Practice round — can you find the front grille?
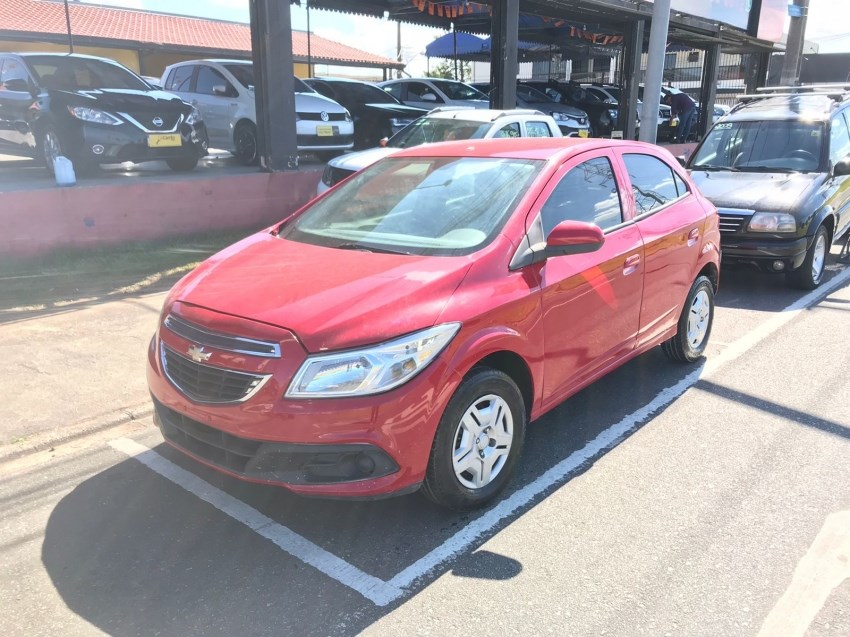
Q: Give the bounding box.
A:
[164,314,281,357]
[161,344,270,403]
[322,164,355,187]
[124,111,182,131]
[298,111,348,122]
[718,213,750,234]
[297,134,354,147]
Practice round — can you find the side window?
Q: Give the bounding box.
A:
[540,157,623,235]
[495,122,520,138]
[622,153,680,215]
[407,81,443,103]
[673,172,689,197]
[165,65,194,92]
[195,66,234,96]
[830,114,850,165]
[0,57,31,89]
[526,121,553,137]
[382,83,403,101]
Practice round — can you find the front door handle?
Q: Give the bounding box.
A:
[623,254,641,275]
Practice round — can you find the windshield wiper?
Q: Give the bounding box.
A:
[737,165,800,173]
[334,242,412,255]
[691,164,739,172]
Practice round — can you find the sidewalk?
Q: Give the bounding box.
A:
[0,291,165,455]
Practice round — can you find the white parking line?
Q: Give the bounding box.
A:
[112,266,850,606]
[108,438,403,606]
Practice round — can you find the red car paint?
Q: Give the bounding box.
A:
[147,137,720,499]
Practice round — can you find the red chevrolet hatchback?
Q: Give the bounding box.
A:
[147,138,720,510]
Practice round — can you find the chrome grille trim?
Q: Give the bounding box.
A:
[717,208,754,234]
[120,112,183,133]
[160,344,271,404]
[164,314,281,358]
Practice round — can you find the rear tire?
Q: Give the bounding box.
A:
[786,225,828,290]
[662,275,714,363]
[166,156,199,172]
[421,368,526,511]
[233,121,259,165]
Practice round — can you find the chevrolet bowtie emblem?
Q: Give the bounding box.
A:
[187,344,212,363]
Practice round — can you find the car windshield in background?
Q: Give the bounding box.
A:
[279,156,542,256]
[691,120,825,172]
[27,56,149,91]
[224,64,253,90]
[332,82,399,104]
[517,85,556,103]
[388,118,492,148]
[430,80,488,101]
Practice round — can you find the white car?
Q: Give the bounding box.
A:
[378,78,490,110]
[317,108,563,195]
[161,59,354,163]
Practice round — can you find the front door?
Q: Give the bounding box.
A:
[0,56,38,157]
[536,151,644,409]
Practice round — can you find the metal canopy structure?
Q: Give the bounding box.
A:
[251,1,782,171]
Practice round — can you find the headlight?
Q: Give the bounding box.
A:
[551,111,568,121]
[608,109,618,120]
[67,106,122,125]
[286,323,460,398]
[749,212,796,233]
[186,105,203,125]
[344,109,352,123]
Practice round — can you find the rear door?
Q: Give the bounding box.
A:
[616,151,707,347]
[828,111,850,241]
[535,150,644,409]
[191,65,239,149]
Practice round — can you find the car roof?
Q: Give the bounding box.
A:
[18,52,114,61]
[386,137,653,161]
[422,108,548,122]
[168,59,249,66]
[306,77,375,85]
[726,95,844,122]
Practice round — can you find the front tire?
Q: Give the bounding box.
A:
[233,121,259,165]
[786,225,828,290]
[662,275,715,363]
[421,368,526,510]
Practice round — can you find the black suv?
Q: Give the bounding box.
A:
[522,80,617,137]
[0,53,208,175]
[304,77,427,149]
[687,91,850,289]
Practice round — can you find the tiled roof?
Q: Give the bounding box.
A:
[0,0,403,68]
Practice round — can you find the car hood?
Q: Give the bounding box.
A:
[295,91,348,114]
[689,169,822,213]
[328,146,398,172]
[525,102,587,119]
[361,103,427,117]
[169,231,474,352]
[56,88,190,112]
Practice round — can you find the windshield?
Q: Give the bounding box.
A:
[279,156,543,256]
[27,56,149,91]
[430,80,488,101]
[224,64,254,90]
[388,118,492,148]
[329,81,399,104]
[517,85,555,103]
[691,120,825,172]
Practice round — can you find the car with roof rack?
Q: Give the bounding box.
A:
[686,84,850,289]
[317,107,563,195]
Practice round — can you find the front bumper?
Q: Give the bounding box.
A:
[558,122,591,137]
[146,314,461,498]
[720,235,810,270]
[70,119,208,164]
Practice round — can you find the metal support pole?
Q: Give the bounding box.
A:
[453,28,458,80]
[63,0,74,53]
[620,20,645,141]
[639,0,671,143]
[780,0,809,85]
[698,44,720,139]
[397,21,402,79]
[489,0,518,110]
[249,0,298,171]
[306,0,312,76]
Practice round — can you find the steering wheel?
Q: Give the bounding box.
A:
[785,149,817,162]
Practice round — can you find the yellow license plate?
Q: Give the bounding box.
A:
[316,125,334,137]
[578,129,589,138]
[147,133,182,148]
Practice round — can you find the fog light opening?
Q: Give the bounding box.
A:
[772,260,785,271]
[91,144,105,155]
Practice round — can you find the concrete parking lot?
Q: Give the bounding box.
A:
[1,251,849,636]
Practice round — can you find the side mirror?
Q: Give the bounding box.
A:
[3,78,31,93]
[212,84,229,97]
[379,137,389,147]
[834,157,850,177]
[421,93,438,102]
[545,220,605,257]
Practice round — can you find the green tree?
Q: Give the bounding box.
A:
[426,59,472,82]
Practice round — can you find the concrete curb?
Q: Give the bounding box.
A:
[0,402,153,464]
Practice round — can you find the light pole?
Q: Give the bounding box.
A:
[780,0,810,85]
[63,0,74,53]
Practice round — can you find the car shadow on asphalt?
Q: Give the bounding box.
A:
[39,348,689,636]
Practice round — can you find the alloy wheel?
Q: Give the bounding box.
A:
[687,289,711,349]
[811,232,827,283]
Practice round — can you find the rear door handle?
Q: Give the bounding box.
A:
[687,227,700,246]
[623,254,641,275]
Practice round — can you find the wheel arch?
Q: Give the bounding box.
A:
[697,261,719,292]
[468,350,534,421]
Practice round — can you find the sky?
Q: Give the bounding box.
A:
[87,0,850,68]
